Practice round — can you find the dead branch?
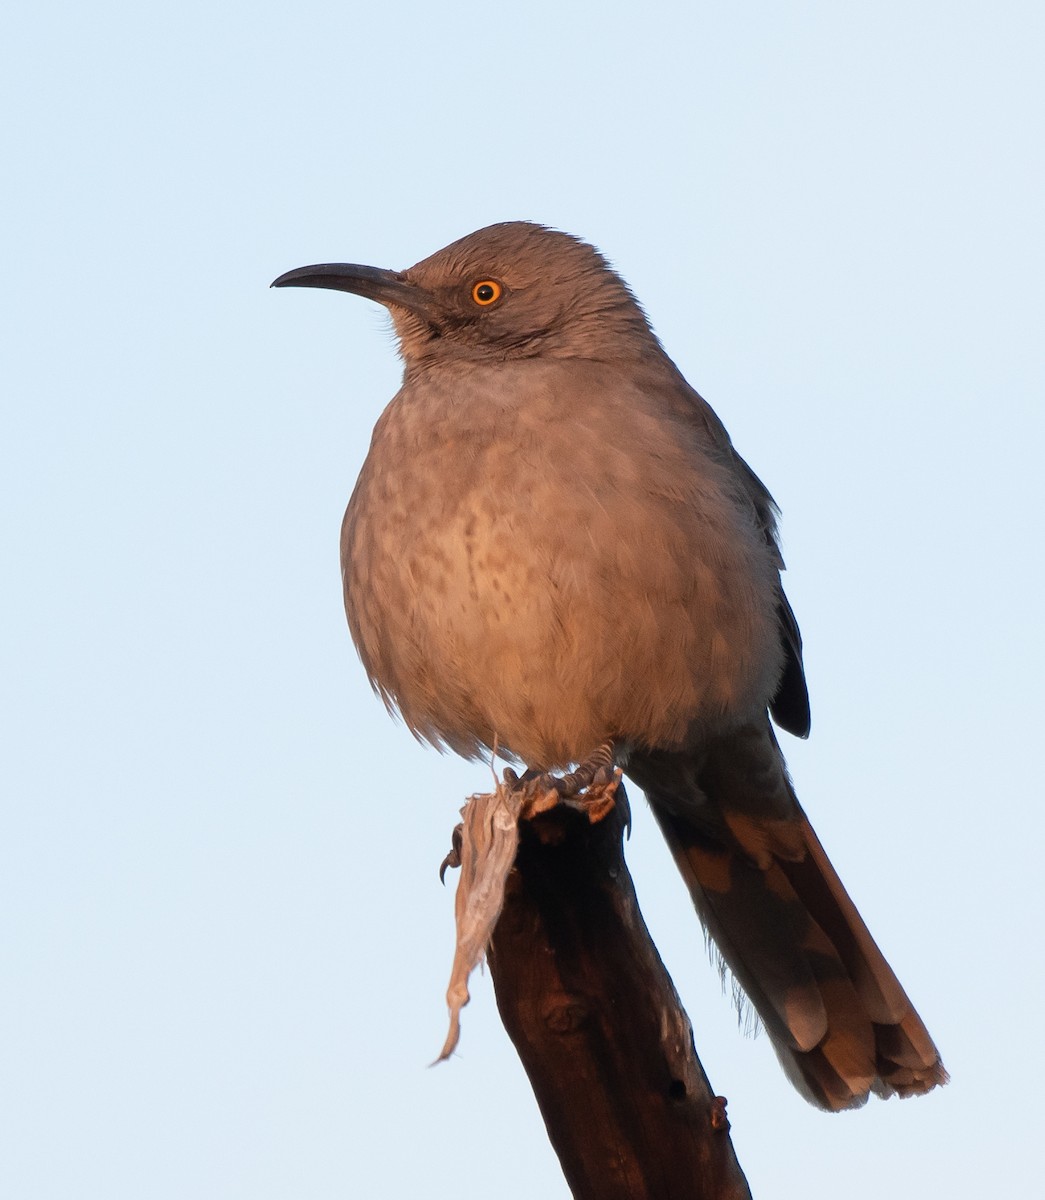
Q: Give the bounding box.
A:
[445,780,753,1199]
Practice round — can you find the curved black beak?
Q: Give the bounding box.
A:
[270,263,434,319]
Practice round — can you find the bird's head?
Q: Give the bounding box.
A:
[272,221,658,370]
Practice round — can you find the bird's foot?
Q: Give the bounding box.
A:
[440,743,621,877]
[503,742,621,824]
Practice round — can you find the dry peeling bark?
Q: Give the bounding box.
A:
[439,778,752,1200]
[437,770,620,1061]
[436,781,524,1061]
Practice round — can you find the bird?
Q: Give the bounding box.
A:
[272,221,946,1111]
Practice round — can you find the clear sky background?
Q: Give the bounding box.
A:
[3,2,1043,1197]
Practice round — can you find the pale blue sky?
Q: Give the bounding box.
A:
[3,2,1043,1196]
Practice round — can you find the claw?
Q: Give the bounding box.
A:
[439,823,464,882]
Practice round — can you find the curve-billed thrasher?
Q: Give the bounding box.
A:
[273,222,946,1110]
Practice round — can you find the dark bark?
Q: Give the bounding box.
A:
[487,784,753,1200]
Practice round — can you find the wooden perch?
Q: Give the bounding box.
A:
[444,779,753,1200]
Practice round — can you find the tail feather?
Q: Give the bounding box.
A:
[679,836,829,1052]
[784,820,909,1024]
[630,731,947,1111]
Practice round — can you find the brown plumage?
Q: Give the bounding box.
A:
[273,222,946,1109]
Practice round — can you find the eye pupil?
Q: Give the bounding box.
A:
[472,280,502,306]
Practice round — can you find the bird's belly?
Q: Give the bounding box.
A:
[342,429,782,767]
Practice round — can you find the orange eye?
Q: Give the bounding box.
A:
[471,279,503,306]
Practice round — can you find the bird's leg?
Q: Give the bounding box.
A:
[506,741,621,823]
[552,741,617,795]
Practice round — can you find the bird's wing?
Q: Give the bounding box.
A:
[678,385,811,737]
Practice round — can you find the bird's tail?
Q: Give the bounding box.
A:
[629,731,947,1111]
